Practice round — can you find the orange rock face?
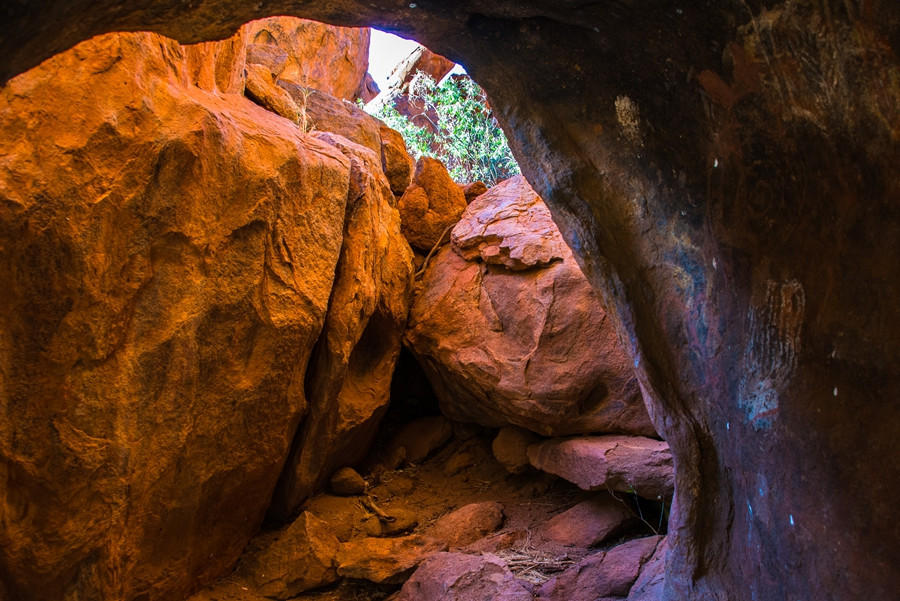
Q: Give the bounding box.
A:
[269,132,414,520]
[0,30,410,601]
[405,176,656,437]
[244,17,370,101]
[398,157,468,251]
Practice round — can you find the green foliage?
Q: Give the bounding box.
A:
[369,72,520,186]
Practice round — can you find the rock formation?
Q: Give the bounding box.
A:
[244,17,370,101]
[0,27,412,601]
[367,44,456,131]
[406,176,655,437]
[397,156,469,252]
[1,2,899,601]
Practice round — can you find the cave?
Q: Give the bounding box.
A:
[1,2,899,601]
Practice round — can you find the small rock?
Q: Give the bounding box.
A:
[492,426,538,475]
[442,442,486,476]
[384,475,415,495]
[239,512,340,599]
[396,552,532,601]
[528,435,674,498]
[330,467,367,496]
[303,495,372,542]
[461,181,489,203]
[336,535,447,584]
[388,415,453,464]
[537,536,662,601]
[538,494,635,548]
[361,515,384,537]
[426,502,505,549]
[381,508,419,536]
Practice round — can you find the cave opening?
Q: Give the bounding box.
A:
[6,2,897,600]
[0,13,673,601]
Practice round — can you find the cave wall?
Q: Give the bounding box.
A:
[2,1,899,600]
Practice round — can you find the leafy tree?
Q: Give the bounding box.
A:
[369,72,520,186]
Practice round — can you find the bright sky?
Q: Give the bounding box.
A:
[368,28,465,91]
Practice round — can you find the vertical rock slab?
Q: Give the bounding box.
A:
[0,32,350,601]
[405,176,655,436]
[244,17,370,101]
[269,132,414,520]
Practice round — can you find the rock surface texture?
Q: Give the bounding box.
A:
[238,512,340,599]
[406,176,655,437]
[0,26,411,601]
[244,17,370,101]
[2,2,899,601]
[268,130,414,520]
[537,536,662,601]
[528,436,675,498]
[398,156,469,252]
[396,552,533,601]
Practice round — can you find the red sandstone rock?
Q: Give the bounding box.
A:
[627,536,668,601]
[244,17,369,101]
[387,415,454,464]
[527,436,674,498]
[462,180,489,203]
[398,157,468,251]
[330,467,368,496]
[379,123,416,195]
[536,536,662,600]
[492,426,538,474]
[371,45,456,130]
[425,502,505,548]
[405,177,655,437]
[357,72,381,104]
[269,132,414,519]
[2,4,898,601]
[396,552,533,601]
[182,30,249,95]
[336,535,447,584]
[239,512,340,599]
[245,62,301,122]
[452,176,567,269]
[0,32,351,601]
[538,494,635,548]
[303,495,379,542]
[277,83,383,153]
[245,42,288,78]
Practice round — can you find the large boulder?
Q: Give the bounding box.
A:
[405,176,655,437]
[243,17,370,101]
[528,436,675,498]
[0,32,352,601]
[268,131,414,519]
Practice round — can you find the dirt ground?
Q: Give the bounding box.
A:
[188,413,660,601]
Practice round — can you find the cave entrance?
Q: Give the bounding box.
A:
[233,20,672,601]
[0,14,670,601]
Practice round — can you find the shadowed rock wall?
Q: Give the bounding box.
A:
[2,2,899,600]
